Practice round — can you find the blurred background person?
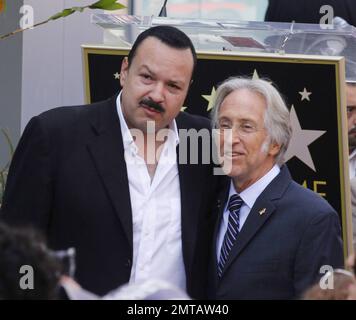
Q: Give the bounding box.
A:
[347,83,356,179]
[0,222,61,300]
[60,277,191,300]
[302,269,356,300]
[0,221,189,300]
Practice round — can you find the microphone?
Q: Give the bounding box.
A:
[158,0,168,17]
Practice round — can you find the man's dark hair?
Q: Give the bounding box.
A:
[127,25,197,78]
[0,222,61,300]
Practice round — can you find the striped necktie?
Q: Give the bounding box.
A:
[218,194,243,278]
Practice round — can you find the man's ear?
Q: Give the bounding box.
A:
[269,142,281,157]
[120,57,129,87]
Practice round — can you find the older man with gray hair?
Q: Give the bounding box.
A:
[208,77,344,300]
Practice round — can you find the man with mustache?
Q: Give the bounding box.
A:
[208,77,343,299]
[1,26,220,298]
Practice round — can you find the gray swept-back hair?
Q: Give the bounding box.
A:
[211,77,292,165]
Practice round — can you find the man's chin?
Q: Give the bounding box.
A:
[220,163,243,177]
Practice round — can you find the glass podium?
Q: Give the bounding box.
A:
[91,14,356,82]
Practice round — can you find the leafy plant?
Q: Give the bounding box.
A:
[0,0,126,40]
[0,129,14,207]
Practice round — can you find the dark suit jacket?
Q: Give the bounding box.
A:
[208,165,344,300]
[0,94,220,298]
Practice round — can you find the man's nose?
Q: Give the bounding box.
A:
[223,128,242,146]
[231,125,245,143]
[149,82,165,102]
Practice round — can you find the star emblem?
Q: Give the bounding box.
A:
[299,88,312,101]
[181,106,187,112]
[251,69,272,84]
[113,72,120,80]
[202,87,216,112]
[252,69,260,80]
[284,105,326,171]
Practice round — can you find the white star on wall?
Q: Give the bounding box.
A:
[284,105,326,171]
[252,69,260,80]
[252,69,272,83]
[299,88,312,101]
[202,87,216,112]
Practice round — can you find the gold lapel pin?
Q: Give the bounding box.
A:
[259,208,266,215]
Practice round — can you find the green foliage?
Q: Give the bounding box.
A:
[90,0,126,10]
[49,8,77,21]
[0,0,126,40]
[0,129,13,207]
[48,0,125,21]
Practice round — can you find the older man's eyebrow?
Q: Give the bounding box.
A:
[218,116,231,122]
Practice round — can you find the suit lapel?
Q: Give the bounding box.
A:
[86,95,133,248]
[211,182,230,286]
[177,155,201,271]
[176,114,208,273]
[221,199,276,274]
[220,165,292,277]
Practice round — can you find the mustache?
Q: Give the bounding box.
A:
[139,98,165,113]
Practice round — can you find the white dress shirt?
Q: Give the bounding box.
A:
[116,94,186,291]
[216,164,280,261]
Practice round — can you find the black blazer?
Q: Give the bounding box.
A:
[1,94,220,298]
[208,165,344,300]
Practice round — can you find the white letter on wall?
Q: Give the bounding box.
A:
[19,5,34,29]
